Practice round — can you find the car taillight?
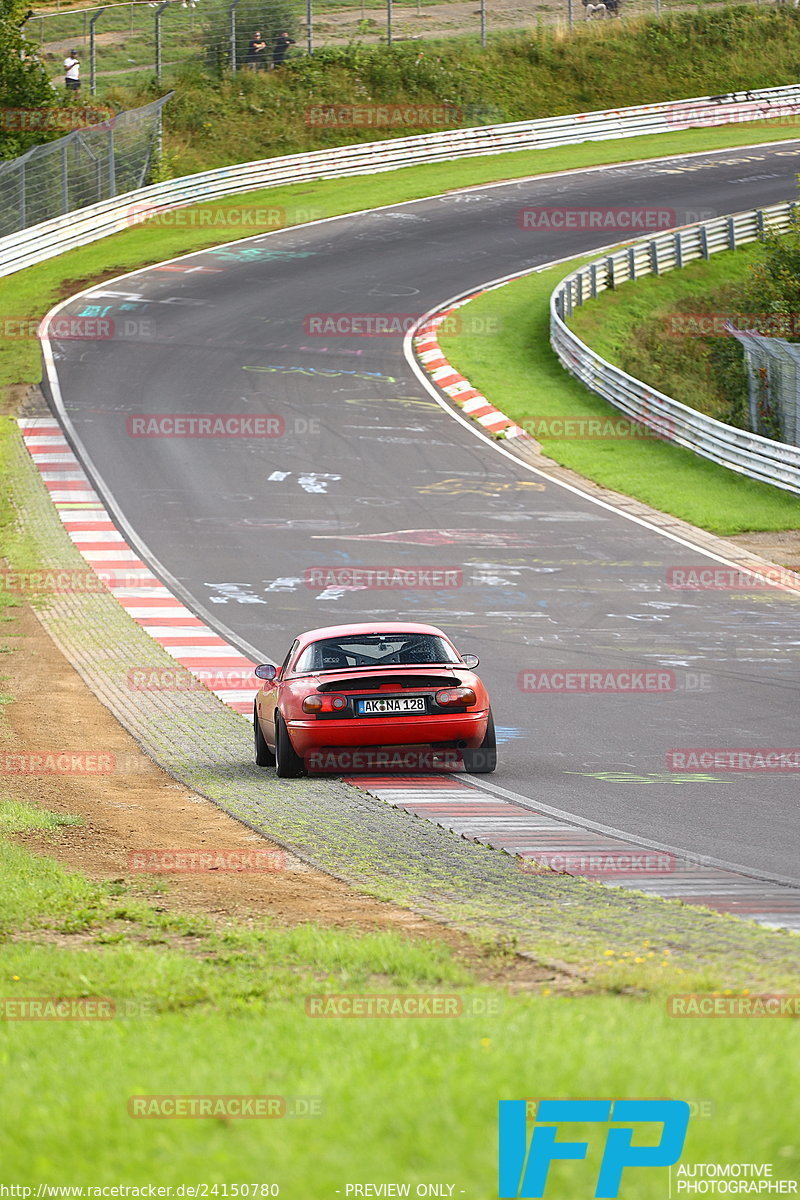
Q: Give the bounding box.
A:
[435,687,476,707]
[302,693,348,715]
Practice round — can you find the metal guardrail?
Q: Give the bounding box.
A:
[550,202,800,495]
[3,83,800,280]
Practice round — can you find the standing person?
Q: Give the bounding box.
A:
[272,31,295,67]
[64,50,80,91]
[247,30,267,69]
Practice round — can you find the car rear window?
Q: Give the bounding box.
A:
[293,633,460,673]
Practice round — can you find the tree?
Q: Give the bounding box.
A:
[0,0,58,158]
[742,213,800,343]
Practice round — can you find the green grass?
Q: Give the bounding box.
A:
[40,7,800,171]
[569,242,762,426]
[438,262,800,534]
[0,799,82,833]
[0,805,798,1190]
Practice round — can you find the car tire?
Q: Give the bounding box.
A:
[254,704,275,767]
[462,708,497,774]
[274,711,304,778]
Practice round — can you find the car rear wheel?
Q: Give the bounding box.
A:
[462,708,497,774]
[254,705,275,767]
[275,711,304,778]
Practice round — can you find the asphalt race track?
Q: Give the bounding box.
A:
[44,141,800,884]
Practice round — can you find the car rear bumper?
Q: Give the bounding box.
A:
[286,711,488,755]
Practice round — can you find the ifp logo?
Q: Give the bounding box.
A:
[498,1099,690,1197]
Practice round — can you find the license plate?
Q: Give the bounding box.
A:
[357,696,426,716]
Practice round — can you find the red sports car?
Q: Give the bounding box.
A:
[253,622,496,777]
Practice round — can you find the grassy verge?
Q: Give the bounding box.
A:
[568,243,762,425]
[75,8,800,172]
[1,799,799,1188]
[438,260,800,534]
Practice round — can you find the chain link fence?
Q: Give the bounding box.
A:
[22,0,789,96]
[0,94,170,238]
[23,0,304,94]
[729,328,800,448]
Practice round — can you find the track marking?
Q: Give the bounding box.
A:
[344,773,800,932]
[18,418,259,716]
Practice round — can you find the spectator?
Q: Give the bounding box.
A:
[64,50,80,91]
[247,30,267,70]
[272,31,295,67]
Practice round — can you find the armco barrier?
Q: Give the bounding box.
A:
[550,202,800,496]
[3,84,800,279]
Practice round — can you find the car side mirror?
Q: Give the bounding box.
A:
[254,663,277,681]
[461,653,480,669]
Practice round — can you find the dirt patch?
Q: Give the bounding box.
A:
[1,598,557,989]
[727,529,800,572]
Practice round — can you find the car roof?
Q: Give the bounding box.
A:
[295,622,450,648]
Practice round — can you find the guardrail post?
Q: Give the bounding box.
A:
[155,0,170,86]
[674,230,682,269]
[628,246,636,281]
[387,0,392,44]
[650,241,659,275]
[567,0,574,29]
[727,215,736,250]
[700,226,709,259]
[590,263,597,298]
[756,210,765,238]
[607,255,615,289]
[89,7,107,97]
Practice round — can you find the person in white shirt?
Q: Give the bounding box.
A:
[64,51,80,90]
